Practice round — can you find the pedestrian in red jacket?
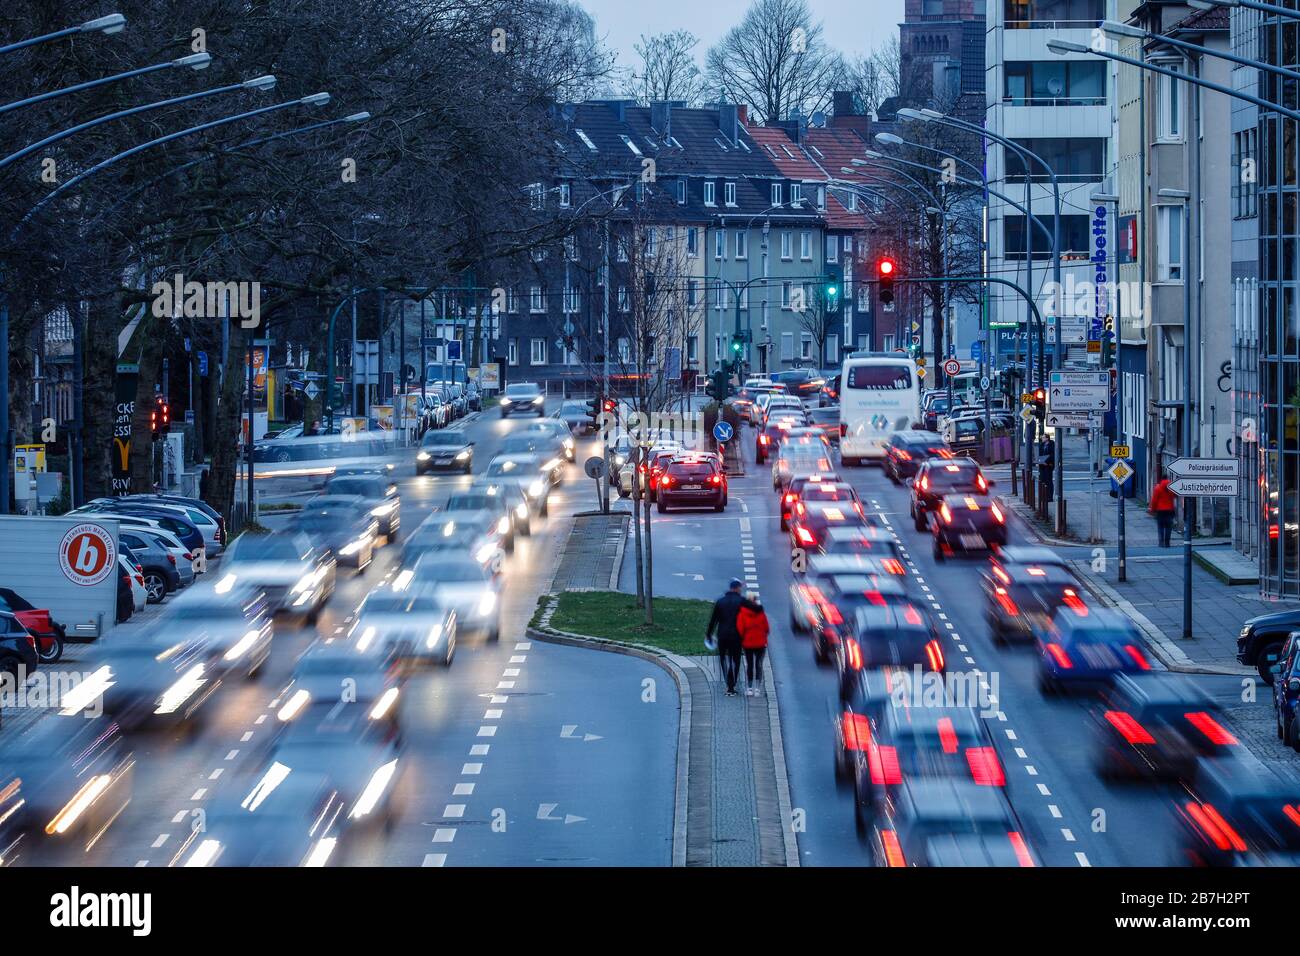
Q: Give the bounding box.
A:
[737,595,770,697]
[1149,469,1177,548]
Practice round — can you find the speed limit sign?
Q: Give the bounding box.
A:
[943,358,961,377]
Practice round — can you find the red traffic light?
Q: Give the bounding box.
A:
[877,258,895,277]
[603,399,616,413]
[1033,388,1046,403]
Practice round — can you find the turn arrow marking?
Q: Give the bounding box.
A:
[560,724,603,741]
[537,803,587,823]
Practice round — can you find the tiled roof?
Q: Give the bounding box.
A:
[802,126,877,230]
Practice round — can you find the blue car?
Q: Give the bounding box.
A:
[1036,603,1154,695]
[1271,632,1300,748]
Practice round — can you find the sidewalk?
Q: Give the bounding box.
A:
[531,511,797,866]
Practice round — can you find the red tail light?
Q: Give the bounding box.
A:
[1062,589,1088,615]
[919,475,928,491]
[1105,710,1155,745]
[660,475,673,487]
[166,554,177,565]
[967,748,1006,786]
[939,503,953,524]
[759,434,770,445]
[924,640,945,671]
[991,503,1005,524]
[710,475,723,485]
[796,527,815,545]
[896,449,912,461]
[843,712,872,751]
[880,829,906,867]
[783,493,796,506]
[976,474,988,492]
[1044,643,1072,669]
[1185,802,1247,853]
[845,638,863,671]
[868,744,903,785]
[1185,712,1238,746]
[134,574,144,586]
[134,563,143,573]
[882,558,905,575]
[1285,804,1300,828]
[937,717,958,753]
[1007,831,1035,867]
[1122,644,1151,671]
[903,605,923,626]
[183,553,193,560]
[993,586,1019,616]
[840,423,847,437]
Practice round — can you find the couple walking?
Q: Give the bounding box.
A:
[705,579,770,697]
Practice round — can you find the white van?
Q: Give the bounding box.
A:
[839,354,921,465]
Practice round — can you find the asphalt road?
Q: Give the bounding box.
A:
[19,405,677,868]
[642,420,1253,867]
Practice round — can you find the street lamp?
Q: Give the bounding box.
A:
[0,13,125,56]
[0,51,212,117]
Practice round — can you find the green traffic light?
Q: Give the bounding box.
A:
[827,285,838,296]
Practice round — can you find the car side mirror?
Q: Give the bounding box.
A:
[1289,677,1300,695]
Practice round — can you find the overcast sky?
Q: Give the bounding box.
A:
[575,0,905,77]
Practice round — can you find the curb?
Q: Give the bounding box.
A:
[1066,559,1254,678]
[527,597,690,868]
[762,664,800,867]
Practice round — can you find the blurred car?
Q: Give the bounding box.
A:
[277,640,402,740]
[769,367,826,400]
[400,512,504,575]
[812,526,902,564]
[217,531,336,622]
[869,778,1038,867]
[292,496,380,571]
[746,387,784,425]
[498,432,567,480]
[1272,633,1300,747]
[415,429,474,475]
[755,415,813,464]
[324,473,401,539]
[853,705,1006,829]
[808,405,840,444]
[484,454,552,521]
[118,553,147,612]
[930,494,1007,560]
[0,610,39,679]
[475,474,534,537]
[982,561,1081,644]
[989,545,1072,577]
[1238,607,1300,684]
[500,381,545,417]
[0,715,133,863]
[1092,674,1243,782]
[163,584,274,681]
[883,431,952,484]
[657,455,727,513]
[0,587,65,664]
[818,576,921,680]
[830,599,946,681]
[523,417,578,463]
[834,666,903,785]
[179,771,348,867]
[619,441,682,498]
[1037,604,1153,695]
[443,490,516,553]
[789,498,869,552]
[118,530,182,603]
[465,382,482,411]
[780,473,851,531]
[410,553,502,642]
[353,584,457,668]
[82,632,220,732]
[1175,761,1300,866]
[761,396,808,429]
[556,399,593,436]
[908,457,989,531]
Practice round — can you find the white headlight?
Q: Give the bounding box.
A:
[350,759,399,820]
[224,629,262,662]
[426,624,443,648]
[339,541,363,556]
[474,543,495,564]
[516,503,528,519]
[369,687,400,721]
[477,591,497,617]
[371,503,394,517]
[501,398,513,405]
[528,479,544,498]
[455,450,470,460]
[564,438,574,449]
[497,517,509,534]
[185,839,223,867]
[417,451,431,461]
[155,664,207,715]
[532,396,545,404]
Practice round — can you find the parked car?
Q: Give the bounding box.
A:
[117,531,183,603]
[118,552,147,612]
[1238,607,1300,683]
[0,587,65,664]
[0,610,39,679]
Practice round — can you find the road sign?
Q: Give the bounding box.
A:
[420,337,443,349]
[304,382,321,400]
[917,366,927,380]
[1169,477,1240,498]
[1110,444,1131,459]
[1046,411,1093,429]
[1049,371,1109,387]
[979,375,990,391]
[713,421,734,443]
[910,321,920,333]
[1168,457,1240,479]
[59,523,117,587]
[943,358,961,376]
[1020,406,1035,424]
[583,456,606,480]
[972,342,983,364]
[916,357,926,367]
[197,351,208,377]
[447,340,463,362]
[1106,459,1135,486]
[1048,385,1110,412]
[1086,340,1101,353]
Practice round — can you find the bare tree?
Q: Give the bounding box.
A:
[703,0,846,123]
[626,30,707,106]
[843,36,903,116]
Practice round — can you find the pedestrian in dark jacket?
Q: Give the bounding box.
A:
[1038,436,1055,504]
[737,594,770,697]
[707,578,762,696]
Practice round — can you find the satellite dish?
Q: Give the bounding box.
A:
[1047,77,1064,96]
[810,111,827,128]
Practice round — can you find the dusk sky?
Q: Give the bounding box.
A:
[574,0,906,78]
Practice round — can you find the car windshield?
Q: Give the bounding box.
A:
[499,438,544,455]
[929,465,981,488]
[506,384,539,397]
[422,432,466,446]
[229,536,305,562]
[669,461,717,477]
[362,592,442,614]
[415,561,486,582]
[326,478,384,498]
[560,402,586,414]
[847,365,913,390]
[446,494,498,511]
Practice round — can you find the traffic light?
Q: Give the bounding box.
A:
[730,334,745,358]
[824,264,843,313]
[586,394,602,431]
[877,257,897,305]
[1101,314,1116,367]
[1031,387,1046,420]
[707,368,731,403]
[151,395,169,440]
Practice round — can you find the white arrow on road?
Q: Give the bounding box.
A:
[672,572,705,581]
[560,724,603,742]
[673,545,703,552]
[537,803,586,824]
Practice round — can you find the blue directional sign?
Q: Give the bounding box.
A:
[971,341,983,364]
[713,421,734,443]
[197,351,208,376]
[447,339,463,362]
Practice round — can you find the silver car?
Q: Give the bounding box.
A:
[410,553,501,642]
[217,532,336,622]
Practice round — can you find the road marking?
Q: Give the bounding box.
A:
[1025,766,1038,776]
[470,744,490,756]
[1075,852,1091,867]
[240,731,254,742]
[453,783,474,796]
[254,714,267,725]
[191,789,207,801]
[462,763,483,775]
[443,805,466,818]
[208,769,223,780]
[503,668,520,677]
[477,725,497,737]
[432,829,457,843]
[1061,828,1076,842]
[422,853,447,867]
[515,641,532,650]
[1037,784,1051,796]
[1006,729,1018,741]
[1014,748,1027,759]
[152,834,169,848]
[484,709,503,719]
[497,681,516,689]
[225,750,239,761]
[509,655,527,663]
[135,860,149,867]
[491,695,509,704]
[1048,805,1062,818]
[172,811,187,824]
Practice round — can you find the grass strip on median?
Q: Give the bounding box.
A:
[537,591,714,656]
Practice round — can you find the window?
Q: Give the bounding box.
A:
[563,286,580,313]
[843,236,853,252]
[826,237,838,263]
[858,285,871,312]
[781,332,794,360]
[528,184,544,209]
[1004,0,1104,26]
[816,186,826,210]
[781,231,793,260]
[800,231,812,260]
[714,334,723,361]
[618,337,630,363]
[530,339,547,365]
[508,339,519,365]
[1003,214,1091,259]
[724,181,737,206]
[564,235,577,261]
[530,286,545,313]
[781,281,793,308]
[800,333,813,359]
[687,336,698,362]
[618,286,630,312]
[646,227,657,257]
[826,333,839,360]
[687,279,699,307]
[1003,61,1105,106]
[677,179,687,204]
[1157,63,1182,140]
[772,182,783,206]
[1157,204,1184,281]
[881,334,894,352]
[506,288,519,314]
[704,181,716,206]
[558,183,571,207]
[1233,128,1259,219]
[791,184,803,207]
[735,230,748,259]
[716,283,730,311]
[715,229,726,260]
[739,286,749,309]
[1006,138,1105,183]
[687,227,699,257]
